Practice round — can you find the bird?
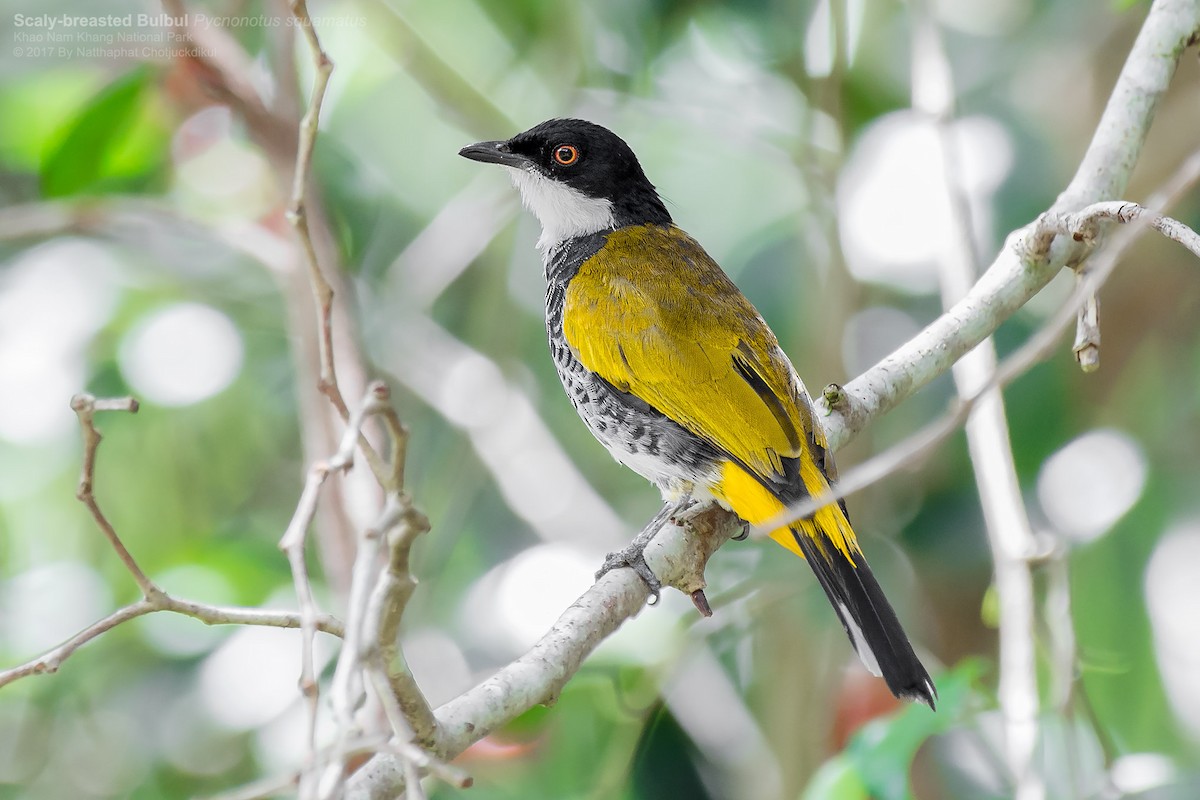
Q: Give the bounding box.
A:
[459,118,936,708]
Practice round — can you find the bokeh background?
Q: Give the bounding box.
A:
[2,0,1200,798]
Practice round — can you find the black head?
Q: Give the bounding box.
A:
[459,119,672,239]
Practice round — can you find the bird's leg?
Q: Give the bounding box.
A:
[596,495,695,603]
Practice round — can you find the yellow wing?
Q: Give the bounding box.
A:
[562,224,859,559]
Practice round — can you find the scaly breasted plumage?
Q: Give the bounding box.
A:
[460,119,936,707]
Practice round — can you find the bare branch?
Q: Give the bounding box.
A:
[160,0,382,591]
[284,1,347,414]
[364,503,435,744]
[364,666,471,796]
[1053,0,1200,371]
[819,0,1199,450]
[753,196,1200,538]
[1062,201,1200,258]
[0,591,344,692]
[279,462,330,795]
[1077,145,1200,371]
[320,380,442,795]
[1073,288,1102,372]
[278,381,405,796]
[160,598,344,637]
[268,5,403,786]
[323,495,401,796]
[69,393,159,599]
[277,0,390,492]
[0,602,154,687]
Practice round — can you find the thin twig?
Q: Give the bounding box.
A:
[377,403,410,492]
[279,462,331,797]
[364,506,435,743]
[161,597,343,636]
[70,394,160,599]
[164,0,387,597]
[284,1,341,411]
[320,496,399,799]
[1063,201,1200,257]
[0,601,154,687]
[278,0,389,490]
[0,394,343,694]
[1055,0,1200,372]
[1073,287,1101,372]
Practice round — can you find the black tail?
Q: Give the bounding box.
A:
[792,529,937,709]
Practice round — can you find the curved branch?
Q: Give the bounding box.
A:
[347,2,1199,795]
[0,597,344,690]
[821,0,1197,449]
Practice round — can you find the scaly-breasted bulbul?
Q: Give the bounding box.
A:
[460,118,936,707]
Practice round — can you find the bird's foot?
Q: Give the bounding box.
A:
[666,497,698,525]
[731,522,750,541]
[595,495,695,604]
[596,544,662,603]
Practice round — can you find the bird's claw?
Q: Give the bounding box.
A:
[596,545,663,603]
[731,523,750,541]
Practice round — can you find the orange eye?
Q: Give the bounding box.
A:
[553,144,579,166]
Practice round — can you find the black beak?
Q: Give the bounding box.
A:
[458,140,531,169]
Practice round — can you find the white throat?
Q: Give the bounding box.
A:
[505,166,616,252]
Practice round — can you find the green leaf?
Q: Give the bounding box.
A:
[0,68,100,171]
[40,65,168,198]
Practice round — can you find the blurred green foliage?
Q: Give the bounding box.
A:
[40,65,170,197]
[2,0,1200,799]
